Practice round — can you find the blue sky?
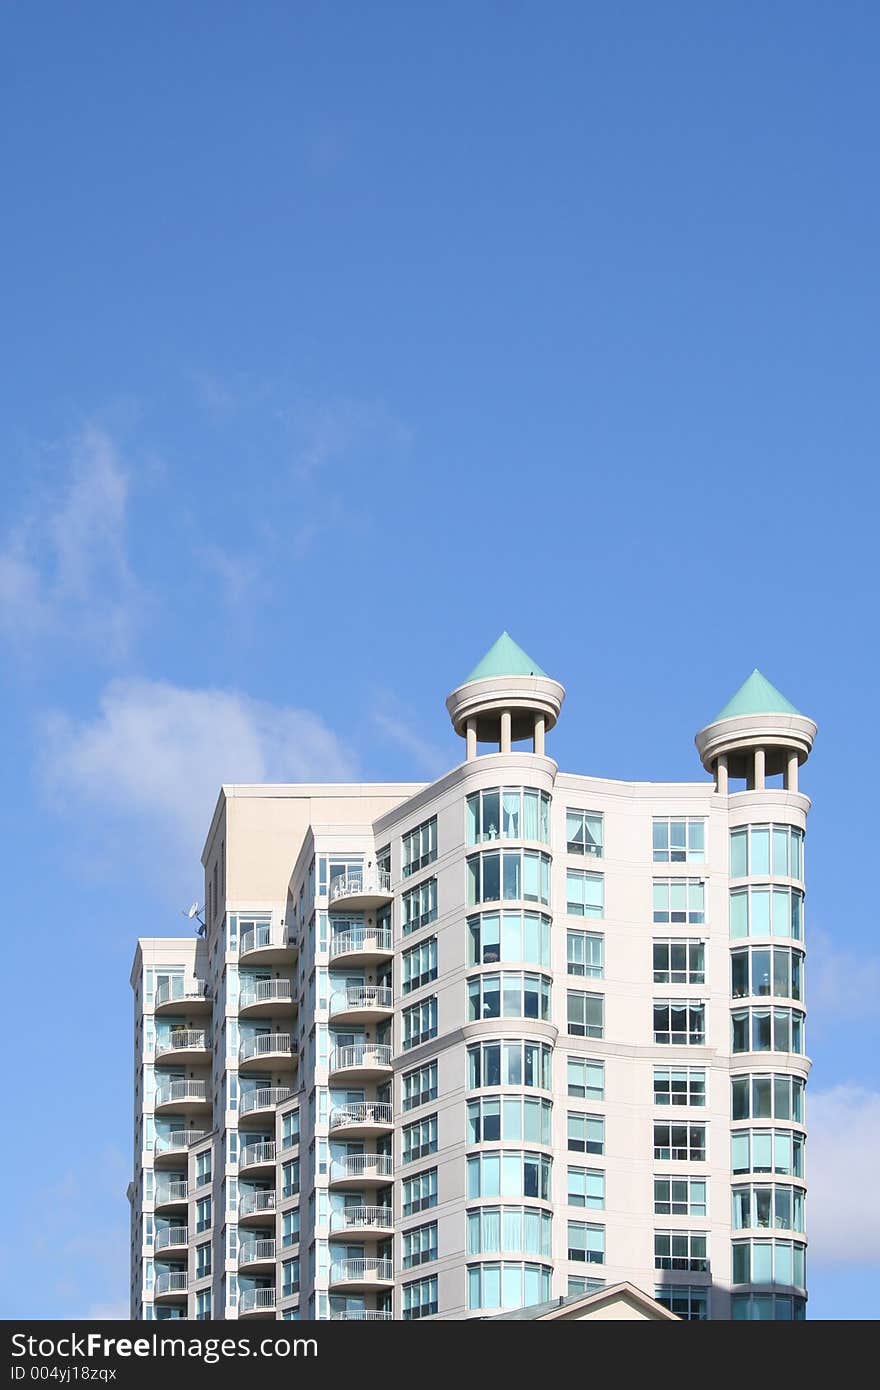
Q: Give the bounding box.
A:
[1,1,877,1319]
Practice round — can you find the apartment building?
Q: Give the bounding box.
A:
[128,633,815,1321]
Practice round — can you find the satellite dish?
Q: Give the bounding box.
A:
[187,902,201,919]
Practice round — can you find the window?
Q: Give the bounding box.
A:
[468,910,551,967]
[729,886,804,940]
[653,1068,705,1107]
[731,947,803,1001]
[653,818,705,863]
[567,931,603,978]
[195,1289,212,1320]
[731,1007,804,1055]
[653,1001,705,1045]
[402,817,438,878]
[467,1207,552,1257]
[402,1221,437,1269]
[731,1130,805,1177]
[403,1114,438,1164]
[467,851,551,906]
[565,869,603,918]
[468,1039,553,1091]
[196,1151,212,1187]
[567,1113,604,1155]
[730,824,804,880]
[653,1123,706,1162]
[652,879,705,924]
[653,940,705,985]
[732,1240,806,1288]
[466,1151,552,1200]
[402,1060,438,1111]
[654,1178,707,1217]
[195,1241,211,1278]
[282,1109,300,1149]
[731,1293,806,1320]
[402,879,438,936]
[402,996,438,1050]
[567,1058,604,1101]
[282,1209,301,1246]
[468,1096,552,1145]
[567,990,604,1038]
[402,936,438,994]
[282,1257,300,1297]
[468,972,551,1022]
[568,1168,605,1209]
[195,1197,211,1234]
[566,809,603,858]
[568,1222,605,1264]
[282,1158,300,1198]
[402,1168,438,1217]
[569,1276,605,1297]
[732,1184,805,1232]
[403,1274,438,1320]
[731,1075,805,1123]
[467,1262,551,1311]
[467,788,551,845]
[655,1286,708,1320]
[654,1231,708,1272]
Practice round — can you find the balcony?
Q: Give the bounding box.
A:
[328,1043,393,1083]
[329,1257,394,1291]
[154,1179,189,1213]
[239,1034,297,1074]
[239,1190,276,1226]
[329,1205,394,1239]
[239,1140,277,1178]
[329,1101,393,1139]
[328,1153,393,1190]
[155,1029,211,1066]
[330,870,393,913]
[329,985,393,1026]
[155,1225,188,1255]
[238,1237,276,1273]
[238,1287,277,1318]
[154,979,211,1016]
[238,979,295,1018]
[154,1079,211,1117]
[154,1271,188,1302]
[239,923,297,966]
[329,927,394,969]
[331,1310,393,1321]
[239,1086,295,1124]
[154,1130,210,1168]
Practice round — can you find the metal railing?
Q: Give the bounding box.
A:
[329,1101,393,1130]
[155,1080,209,1107]
[330,1257,393,1284]
[154,1271,188,1296]
[155,1130,209,1154]
[330,928,393,960]
[155,979,210,1008]
[239,979,293,1008]
[155,1226,188,1251]
[239,1140,277,1169]
[239,1086,294,1116]
[239,1287,277,1313]
[330,985,393,1014]
[330,1153,393,1182]
[331,1310,393,1321]
[329,1044,393,1072]
[239,1190,276,1218]
[155,1180,189,1205]
[239,924,292,957]
[239,1033,295,1063]
[330,1205,393,1233]
[155,1029,209,1057]
[330,870,392,903]
[239,1238,276,1265]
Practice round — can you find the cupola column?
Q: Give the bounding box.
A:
[534,714,546,757]
[500,710,512,754]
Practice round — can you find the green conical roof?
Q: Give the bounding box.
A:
[464,632,548,684]
[713,669,801,722]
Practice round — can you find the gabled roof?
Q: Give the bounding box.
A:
[483,1280,679,1321]
[464,631,548,684]
[713,668,801,722]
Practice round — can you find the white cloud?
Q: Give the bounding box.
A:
[0,424,137,655]
[806,928,880,1022]
[280,395,412,481]
[808,1085,880,1264]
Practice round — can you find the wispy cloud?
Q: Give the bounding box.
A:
[280,394,412,482]
[808,1085,880,1265]
[807,927,880,1022]
[370,689,452,778]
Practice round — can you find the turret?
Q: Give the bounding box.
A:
[695,669,817,793]
[446,631,565,760]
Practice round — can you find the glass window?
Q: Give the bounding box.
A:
[731,1129,804,1177]
[402,996,438,1050]
[402,1221,438,1269]
[567,1058,604,1100]
[402,936,438,993]
[653,1068,706,1107]
[466,1152,552,1201]
[566,990,604,1037]
[402,817,438,878]
[653,818,705,863]
[466,1262,551,1311]
[467,1206,552,1256]
[654,1231,708,1272]
[731,1007,805,1055]
[653,879,705,924]
[468,1040,553,1092]
[402,1274,438,1320]
[653,940,705,984]
[566,809,604,858]
[568,1222,605,1264]
[653,1001,705,1045]
[566,869,604,918]
[731,1240,806,1288]
[469,972,551,1022]
[730,886,804,940]
[402,879,438,936]
[467,788,551,846]
[729,825,804,881]
[567,1113,604,1155]
[468,851,551,906]
[653,1124,706,1162]
[469,911,551,967]
[567,1167,605,1209]
[402,1168,438,1217]
[468,1095,551,1145]
[402,1060,438,1111]
[731,1075,804,1123]
[654,1286,708,1320]
[402,1114,437,1164]
[654,1178,707,1217]
[567,931,603,978]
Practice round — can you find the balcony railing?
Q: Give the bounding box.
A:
[330,1044,393,1072]
[330,985,393,1014]
[240,1086,294,1117]
[330,928,393,960]
[155,1080,209,1107]
[330,1153,393,1182]
[155,1226,188,1251]
[239,1287,277,1314]
[330,870,392,904]
[239,980,293,1008]
[239,924,291,957]
[329,1101,393,1131]
[239,1034,295,1063]
[330,1257,393,1284]
[331,1310,393,1321]
[154,1271,188,1296]
[155,1130,209,1154]
[239,1140,277,1169]
[155,1180,189,1205]
[155,1029,210,1058]
[239,1190,276,1218]
[155,979,210,1008]
[239,1238,276,1266]
[330,1205,393,1233]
